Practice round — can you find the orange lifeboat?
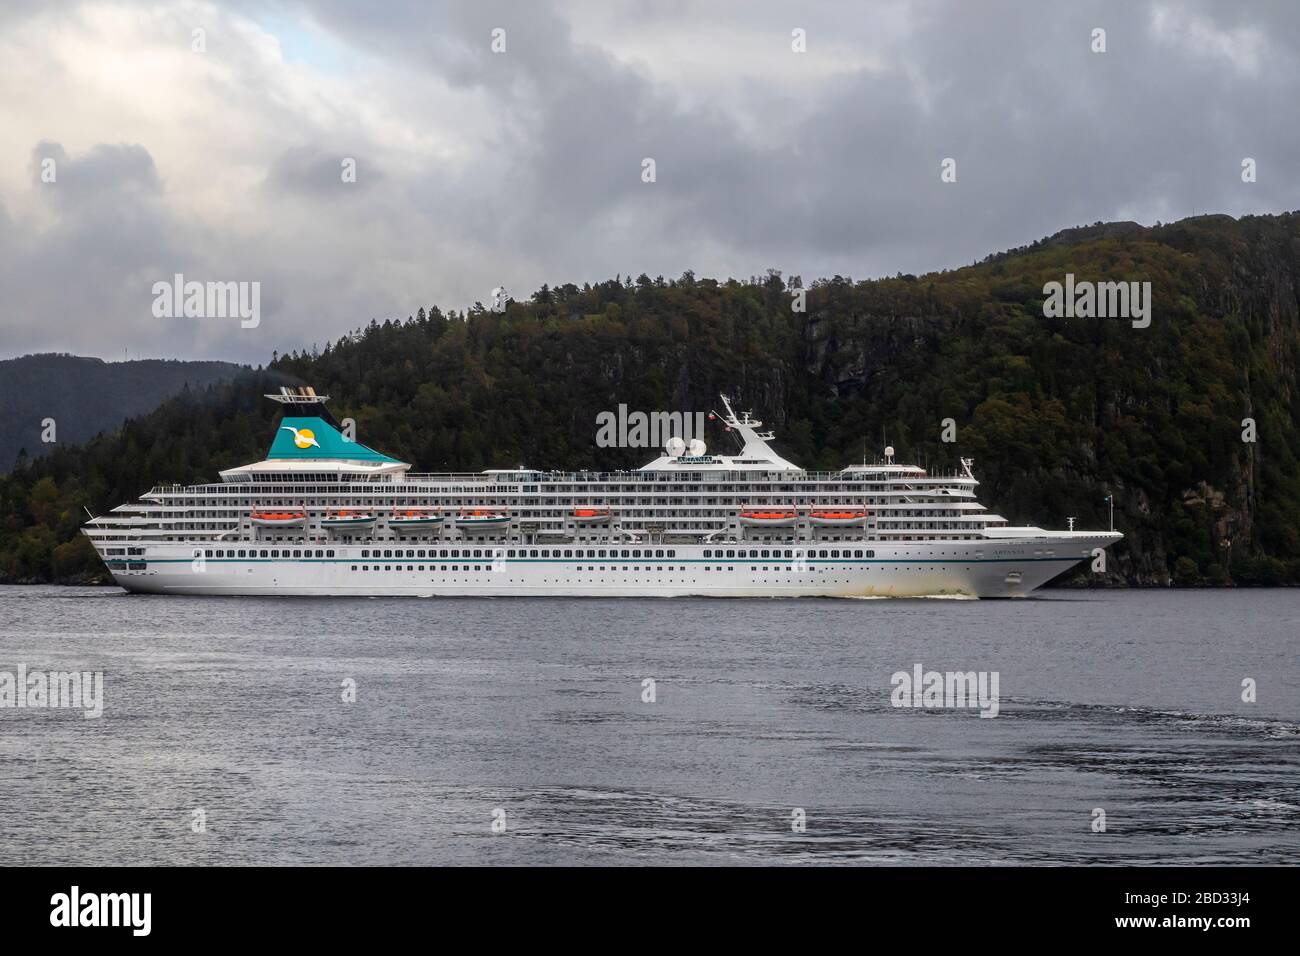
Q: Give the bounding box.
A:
[321,510,376,529]
[251,510,307,528]
[573,508,611,524]
[739,509,798,528]
[390,509,444,532]
[455,509,510,528]
[808,509,868,526]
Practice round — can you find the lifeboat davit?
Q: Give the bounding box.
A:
[739,509,798,528]
[390,509,445,532]
[572,508,611,524]
[808,509,868,526]
[455,509,510,528]
[320,510,376,530]
[251,510,307,528]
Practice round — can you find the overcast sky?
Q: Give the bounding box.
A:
[1,0,1296,364]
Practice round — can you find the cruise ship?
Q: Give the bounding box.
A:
[83,388,1120,597]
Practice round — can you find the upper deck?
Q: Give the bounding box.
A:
[84,389,1009,546]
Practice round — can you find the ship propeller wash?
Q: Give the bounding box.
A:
[83,388,1120,597]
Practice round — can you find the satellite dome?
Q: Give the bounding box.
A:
[665,436,687,457]
[687,438,707,457]
[884,445,895,459]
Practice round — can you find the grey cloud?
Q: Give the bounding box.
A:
[29,141,162,205]
[1,141,200,358]
[264,144,384,195]
[1,0,1298,363]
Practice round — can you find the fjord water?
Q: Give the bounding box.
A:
[1,586,1296,866]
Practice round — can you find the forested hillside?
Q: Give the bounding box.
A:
[3,212,1298,586]
[0,354,242,470]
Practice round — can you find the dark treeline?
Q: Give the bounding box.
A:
[3,212,1298,586]
[0,354,243,470]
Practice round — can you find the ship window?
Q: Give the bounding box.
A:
[327,550,335,558]
[507,550,516,558]
[726,550,735,558]
[474,549,483,558]
[653,549,663,558]
[818,550,828,558]
[384,550,393,558]
[866,550,875,558]
[362,550,370,557]
[598,550,607,558]
[783,550,793,558]
[854,550,863,558]
[352,565,357,571]
[831,550,840,558]
[204,549,213,558]
[564,550,573,558]
[528,550,538,557]
[316,550,324,558]
[761,550,770,558]
[668,550,676,557]
[621,550,630,558]
[237,550,246,558]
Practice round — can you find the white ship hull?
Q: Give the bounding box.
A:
[104,534,1118,599]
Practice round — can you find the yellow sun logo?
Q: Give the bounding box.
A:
[281,425,320,449]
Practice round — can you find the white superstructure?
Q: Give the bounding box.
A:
[83,388,1120,597]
